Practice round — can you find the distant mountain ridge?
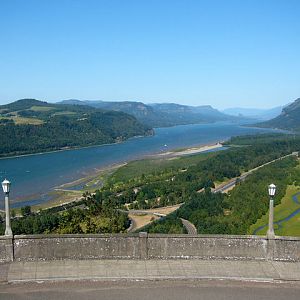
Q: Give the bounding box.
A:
[223,106,283,120]
[256,98,300,131]
[59,99,246,127]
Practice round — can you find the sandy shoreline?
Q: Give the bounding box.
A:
[154,142,224,158]
[56,163,127,189]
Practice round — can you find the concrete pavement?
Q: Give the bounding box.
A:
[0,263,9,283]
[1,280,300,300]
[2,259,300,283]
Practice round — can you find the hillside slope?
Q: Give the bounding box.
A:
[0,99,152,157]
[257,98,300,131]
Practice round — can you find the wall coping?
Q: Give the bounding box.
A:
[13,233,140,239]
[5,233,300,241]
[147,234,266,239]
[0,236,13,241]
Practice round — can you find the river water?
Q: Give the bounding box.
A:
[0,122,283,208]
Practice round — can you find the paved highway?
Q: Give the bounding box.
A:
[213,174,248,193]
[213,152,297,194]
[1,280,300,300]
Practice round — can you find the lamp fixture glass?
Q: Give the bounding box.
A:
[1,179,11,194]
[268,183,276,197]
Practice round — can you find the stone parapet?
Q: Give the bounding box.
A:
[0,234,300,262]
[0,236,13,262]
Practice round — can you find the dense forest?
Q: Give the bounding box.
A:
[0,99,152,157]
[144,157,299,234]
[0,192,130,235]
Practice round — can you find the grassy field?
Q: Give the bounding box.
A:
[33,189,83,211]
[110,151,216,183]
[12,116,44,125]
[29,106,56,112]
[249,185,300,236]
[0,116,44,125]
[53,111,77,116]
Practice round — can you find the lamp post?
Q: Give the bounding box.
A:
[1,179,12,236]
[267,183,276,239]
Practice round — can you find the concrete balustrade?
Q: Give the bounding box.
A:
[1,233,300,262]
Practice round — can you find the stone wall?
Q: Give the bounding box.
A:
[272,236,300,261]
[1,234,300,262]
[13,234,141,261]
[147,234,268,260]
[0,236,13,262]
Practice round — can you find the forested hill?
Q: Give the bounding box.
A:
[59,99,247,127]
[0,99,152,157]
[257,98,300,131]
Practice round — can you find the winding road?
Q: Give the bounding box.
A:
[180,218,197,234]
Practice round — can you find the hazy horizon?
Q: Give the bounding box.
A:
[0,97,289,111]
[1,0,299,109]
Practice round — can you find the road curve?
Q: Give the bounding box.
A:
[180,218,197,234]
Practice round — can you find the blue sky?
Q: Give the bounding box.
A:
[0,0,299,109]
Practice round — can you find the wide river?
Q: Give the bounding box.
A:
[0,122,283,208]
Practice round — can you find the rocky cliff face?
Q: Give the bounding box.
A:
[256,98,300,131]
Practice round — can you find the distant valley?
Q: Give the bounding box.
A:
[223,106,283,121]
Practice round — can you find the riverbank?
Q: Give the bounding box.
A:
[26,143,227,212]
[28,163,126,212]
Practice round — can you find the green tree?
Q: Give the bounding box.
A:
[21,206,32,217]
